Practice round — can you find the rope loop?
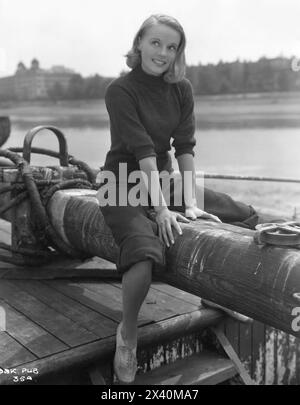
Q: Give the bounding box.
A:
[0,142,97,266]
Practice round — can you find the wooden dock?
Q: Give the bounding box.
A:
[0,274,226,385]
[1,218,234,385]
[1,218,300,385]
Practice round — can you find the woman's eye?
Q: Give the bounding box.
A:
[152,41,160,46]
[169,46,177,52]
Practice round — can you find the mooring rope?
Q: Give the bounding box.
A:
[0,147,98,266]
[9,146,98,184]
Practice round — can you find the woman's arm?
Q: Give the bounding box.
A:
[139,156,168,212]
[176,153,197,209]
[177,153,221,222]
[139,156,189,247]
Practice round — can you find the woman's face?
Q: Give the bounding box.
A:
[138,23,181,76]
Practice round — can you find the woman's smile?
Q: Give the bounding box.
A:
[152,58,167,67]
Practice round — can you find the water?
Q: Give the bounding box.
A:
[2,97,300,217]
[5,124,300,179]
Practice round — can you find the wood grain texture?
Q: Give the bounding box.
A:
[134,351,236,385]
[0,309,223,385]
[0,280,98,347]
[0,331,36,368]
[0,300,67,358]
[13,280,116,338]
[47,191,300,337]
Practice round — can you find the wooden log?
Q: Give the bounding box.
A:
[0,158,14,167]
[0,117,10,147]
[45,189,300,338]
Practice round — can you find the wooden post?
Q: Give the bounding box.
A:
[0,116,10,147]
[11,199,43,252]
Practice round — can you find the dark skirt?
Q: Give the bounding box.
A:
[98,177,259,274]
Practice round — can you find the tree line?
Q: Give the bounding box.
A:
[41,56,300,100]
[185,57,299,95]
[47,74,114,101]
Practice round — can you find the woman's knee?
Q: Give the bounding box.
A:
[130,260,153,272]
[123,260,153,282]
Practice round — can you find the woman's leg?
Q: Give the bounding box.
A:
[99,183,165,382]
[166,174,259,229]
[100,204,164,345]
[121,260,152,347]
[200,186,259,229]
[114,260,153,383]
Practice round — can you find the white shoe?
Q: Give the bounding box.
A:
[114,323,137,384]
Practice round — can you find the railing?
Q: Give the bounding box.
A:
[172,171,300,185]
[197,173,300,184]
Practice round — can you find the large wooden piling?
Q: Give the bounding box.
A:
[46,188,300,338]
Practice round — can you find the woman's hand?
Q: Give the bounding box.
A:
[156,207,189,248]
[185,206,222,223]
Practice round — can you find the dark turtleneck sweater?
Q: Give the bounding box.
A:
[103,63,196,175]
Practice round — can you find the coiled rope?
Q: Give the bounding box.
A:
[0,147,99,266]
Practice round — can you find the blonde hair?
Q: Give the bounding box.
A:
[126,14,186,83]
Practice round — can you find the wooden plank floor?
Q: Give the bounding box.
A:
[0,219,203,382]
[0,278,202,366]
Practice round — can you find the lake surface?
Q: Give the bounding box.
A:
[5,125,300,179]
[1,95,300,216]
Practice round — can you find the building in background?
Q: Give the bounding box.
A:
[0,59,75,100]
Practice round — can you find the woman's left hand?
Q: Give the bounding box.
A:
[185,206,222,222]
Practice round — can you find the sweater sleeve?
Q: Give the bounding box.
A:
[105,84,157,162]
[171,79,196,158]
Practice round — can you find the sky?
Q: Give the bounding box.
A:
[0,0,300,78]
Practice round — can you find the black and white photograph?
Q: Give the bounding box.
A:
[0,0,300,388]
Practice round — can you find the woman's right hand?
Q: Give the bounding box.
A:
[155,207,189,248]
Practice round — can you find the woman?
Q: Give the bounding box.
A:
[97,14,256,383]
